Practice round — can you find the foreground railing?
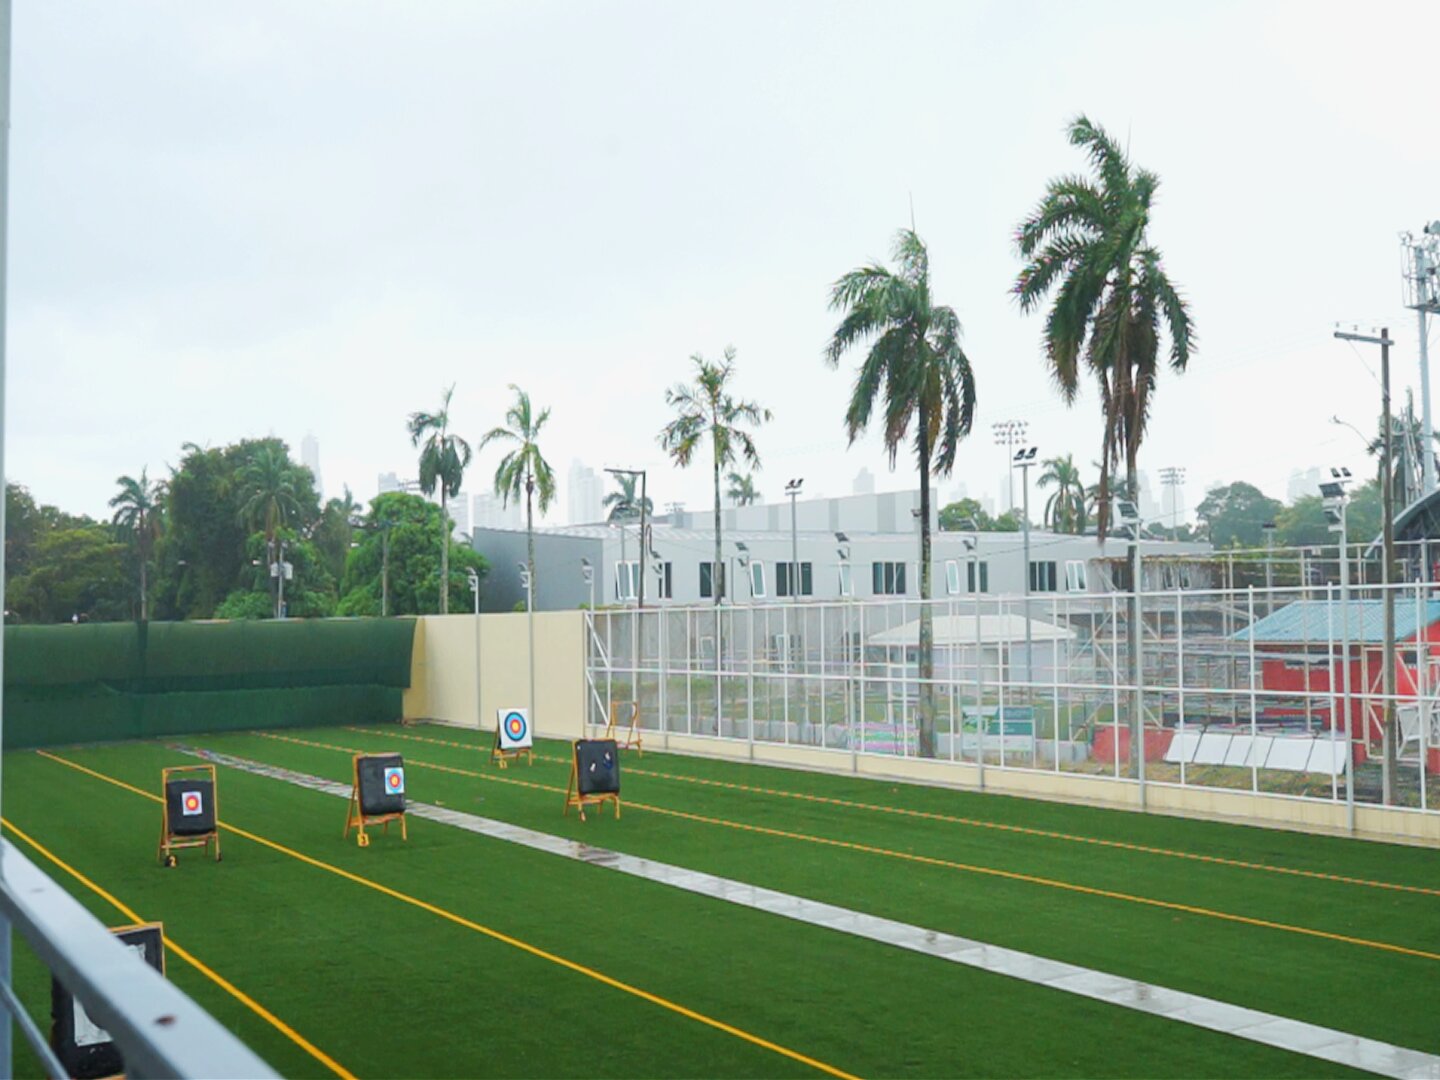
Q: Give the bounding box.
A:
[0,838,276,1078]
[585,582,1440,823]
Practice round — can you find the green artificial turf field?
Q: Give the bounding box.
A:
[5,722,1438,1078]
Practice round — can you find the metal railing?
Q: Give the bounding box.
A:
[585,582,1440,824]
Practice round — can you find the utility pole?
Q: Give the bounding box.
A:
[785,479,803,598]
[1401,225,1440,496]
[1336,327,1398,804]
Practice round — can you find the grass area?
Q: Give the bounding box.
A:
[6,722,1438,1077]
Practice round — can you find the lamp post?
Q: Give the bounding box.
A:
[965,533,984,788]
[785,478,803,599]
[1262,521,1276,617]
[1014,447,1038,686]
[467,567,482,730]
[1321,468,1354,829]
[605,468,648,611]
[1159,466,1186,540]
[581,557,596,612]
[269,539,292,620]
[518,561,536,732]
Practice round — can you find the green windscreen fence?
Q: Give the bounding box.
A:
[2,618,416,749]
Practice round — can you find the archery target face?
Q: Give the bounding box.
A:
[383,766,405,795]
[180,790,203,816]
[497,708,533,750]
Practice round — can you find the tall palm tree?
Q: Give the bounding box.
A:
[1038,454,1087,534]
[658,348,771,605]
[235,445,301,549]
[825,228,977,759]
[1014,115,1195,538]
[725,471,760,506]
[408,385,472,614]
[109,468,166,621]
[603,473,652,522]
[481,386,555,604]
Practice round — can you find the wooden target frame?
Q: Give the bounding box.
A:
[158,764,221,868]
[604,700,643,756]
[563,739,621,821]
[344,752,408,847]
[491,708,535,769]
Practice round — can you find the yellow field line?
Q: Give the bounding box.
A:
[33,750,861,1080]
[270,731,1440,965]
[0,816,354,1080]
[353,725,1440,900]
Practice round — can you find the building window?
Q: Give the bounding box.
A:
[1064,560,1087,592]
[699,562,714,599]
[945,560,962,596]
[1029,561,1058,592]
[838,563,853,597]
[614,561,638,601]
[749,561,767,598]
[872,561,906,595]
[776,562,813,597]
[967,560,989,593]
[654,561,673,600]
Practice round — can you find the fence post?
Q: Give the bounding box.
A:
[1248,585,1258,794]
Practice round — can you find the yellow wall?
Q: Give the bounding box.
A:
[405,614,1440,847]
[404,613,587,740]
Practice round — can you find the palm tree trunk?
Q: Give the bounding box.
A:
[440,488,450,614]
[917,405,936,759]
[713,448,723,605]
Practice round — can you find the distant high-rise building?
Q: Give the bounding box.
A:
[473,491,524,530]
[852,467,875,496]
[567,460,604,525]
[301,433,322,497]
[449,491,471,539]
[1287,467,1323,503]
[1135,469,1162,522]
[378,472,403,496]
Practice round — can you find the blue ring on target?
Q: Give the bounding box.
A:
[504,711,528,740]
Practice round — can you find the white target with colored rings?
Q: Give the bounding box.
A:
[497,707,533,751]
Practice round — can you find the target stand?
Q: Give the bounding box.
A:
[563,738,621,821]
[491,707,535,768]
[604,700,643,756]
[158,765,220,868]
[344,752,408,847]
[51,922,165,1079]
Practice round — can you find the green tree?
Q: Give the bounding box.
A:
[1275,496,1328,548]
[408,384,472,615]
[1195,482,1282,548]
[825,229,977,758]
[603,472,652,522]
[658,348,771,605]
[109,468,166,621]
[236,445,303,548]
[726,471,760,506]
[1014,116,1195,537]
[939,498,991,532]
[338,493,486,615]
[313,486,362,586]
[1037,454,1087,533]
[480,386,555,601]
[217,530,337,619]
[8,526,131,623]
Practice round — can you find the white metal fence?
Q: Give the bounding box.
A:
[584,581,1440,820]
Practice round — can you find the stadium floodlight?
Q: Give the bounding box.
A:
[1319,481,1346,499]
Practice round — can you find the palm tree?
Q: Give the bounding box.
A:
[603,472,652,522]
[236,445,302,548]
[109,468,166,621]
[726,471,760,507]
[1014,115,1195,538]
[1038,454,1087,534]
[825,228,977,759]
[481,386,555,604]
[658,348,771,605]
[408,385,472,614]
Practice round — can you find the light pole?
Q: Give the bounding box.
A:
[467,567,482,730]
[1015,447,1038,686]
[992,420,1028,512]
[965,533,984,788]
[1401,223,1440,496]
[269,539,292,619]
[605,467,648,610]
[785,478,803,599]
[1321,468,1354,829]
[518,561,536,733]
[580,557,596,612]
[1159,466,1186,540]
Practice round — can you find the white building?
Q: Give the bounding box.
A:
[473,490,524,530]
[449,492,471,538]
[567,461,604,525]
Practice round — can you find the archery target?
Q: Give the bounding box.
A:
[164,777,216,836]
[383,766,405,795]
[575,738,621,796]
[180,790,203,816]
[497,707,533,751]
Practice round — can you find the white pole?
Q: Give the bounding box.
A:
[1248,585,1259,794]
[526,570,536,734]
[1418,300,1435,495]
[973,576,984,789]
[0,4,12,1071]
[1340,516,1355,832]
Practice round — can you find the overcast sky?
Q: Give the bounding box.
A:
[9,1,1439,525]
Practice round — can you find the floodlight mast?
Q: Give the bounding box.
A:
[1321,466,1356,830]
[992,419,1027,511]
[1158,467,1186,540]
[1401,227,1440,495]
[1014,448,1038,687]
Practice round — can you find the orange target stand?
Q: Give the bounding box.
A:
[158,764,221,867]
[604,701,643,756]
[344,752,408,848]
